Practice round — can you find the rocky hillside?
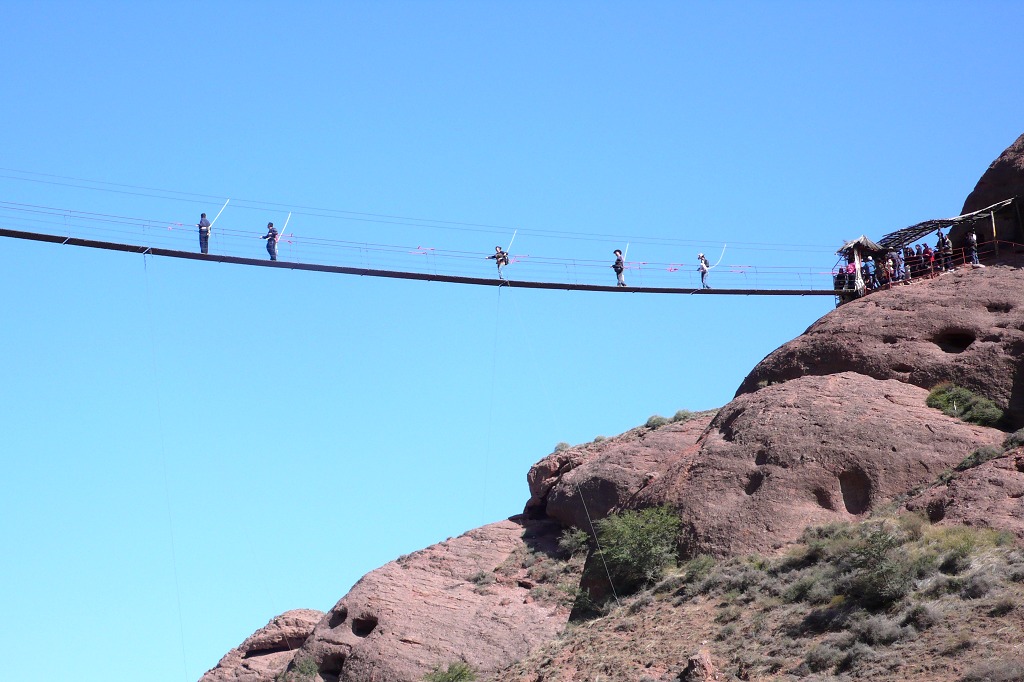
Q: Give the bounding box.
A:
[201,135,1024,682]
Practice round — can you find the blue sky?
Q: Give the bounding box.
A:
[1,2,1022,681]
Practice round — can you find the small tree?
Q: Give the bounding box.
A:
[594,506,681,594]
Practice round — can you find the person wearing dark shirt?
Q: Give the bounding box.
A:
[262,222,279,261]
[612,249,626,287]
[197,213,211,254]
[966,228,979,265]
[487,246,510,280]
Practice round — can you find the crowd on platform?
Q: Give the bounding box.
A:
[835,228,980,292]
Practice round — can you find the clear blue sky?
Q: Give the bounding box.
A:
[1,2,1021,681]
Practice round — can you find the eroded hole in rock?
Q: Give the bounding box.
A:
[987,302,1014,313]
[813,488,833,510]
[744,471,764,496]
[754,449,768,466]
[328,606,348,629]
[320,652,346,678]
[242,638,306,658]
[926,499,946,523]
[933,330,976,354]
[892,363,913,373]
[882,335,899,345]
[838,468,872,515]
[351,615,378,638]
[717,407,745,443]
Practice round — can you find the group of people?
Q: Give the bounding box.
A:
[194,213,281,261]
[485,246,712,288]
[835,228,979,292]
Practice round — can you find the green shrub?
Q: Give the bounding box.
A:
[672,409,694,423]
[956,445,1004,471]
[423,662,477,682]
[276,657,319,682]
[645,415,670,429]
[558,527,591,557]
[1003,428,1024,449]
[554,442,571,452]
[926,384,1004,426]
[594,506,681,594]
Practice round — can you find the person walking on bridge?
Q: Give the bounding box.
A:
[262,222,279,261]
[487,245,510,280]
[197,213,211,254]
[698,252,711,289]
[612,249,626,287]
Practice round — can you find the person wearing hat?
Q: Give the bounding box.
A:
[197,213,211,254]
[697,252,711,289]
[612,249,626,286]
[262,222,279,261]
[487,245,510,280]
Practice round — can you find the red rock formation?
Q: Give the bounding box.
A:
[293,517,572,682]
[906,448,1024,540]
[526,416,714,530]
[199,609,324,682]
[736,265,1024,426]
[958,133,1024,244]
[634,373,1003,557]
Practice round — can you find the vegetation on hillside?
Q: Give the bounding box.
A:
[926,383,1004,427]
[496,516,1024,682]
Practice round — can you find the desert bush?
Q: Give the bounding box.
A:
[903,602,942,630]
[1003,428,1024,449]
[853,614,906,645]
[592,435,607,443]
[961,572,996,599]
[558,527,591,557]
[960,660,1024,682]
[926,383,1004,426]
[989,596,1016,616]
[467,570,495,586]
[594,506,681,594]
[645,414,670,429]
[956,445,1004,471]
[804,643,844,673]
[423,661,476,682]
[840,527,915,609]
[672,409,694,422]
[554,442,571,452]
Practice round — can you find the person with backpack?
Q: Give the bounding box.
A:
[487,245,510,280]
[262,222,279,261]
[612,249,626,286]
[697,252,711,289]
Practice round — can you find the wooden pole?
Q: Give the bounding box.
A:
[991,211,999,256]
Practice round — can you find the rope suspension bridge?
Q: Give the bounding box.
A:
[0,198,839,296]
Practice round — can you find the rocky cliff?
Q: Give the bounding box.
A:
[201,134,1024,682]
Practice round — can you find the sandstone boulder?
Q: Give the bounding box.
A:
[736,265,1024,427]
[958,132,1024,245]
[199,609,324,682]
[633,373,1003,557]
[525,415,715,529]
[294,517,571,682]
[906,448,1024,540]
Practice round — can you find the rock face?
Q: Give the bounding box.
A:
[959,133,1024,245]
[525,415,715,530]
[735,265,1024,427]
[293,517,571,682]
[906,448,1024,540]
[634,373,1003,557]
[199,609,324,682]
